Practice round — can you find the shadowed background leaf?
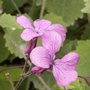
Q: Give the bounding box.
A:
[46,0,84,26]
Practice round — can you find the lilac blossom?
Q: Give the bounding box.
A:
[30,47,80,86]
[16,15,66,42]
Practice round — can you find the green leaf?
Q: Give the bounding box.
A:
[36,0,42,6]
[0,13,21,29]
[82,0,90,14]
[81,24,90,40]
[0,31,10,63]
[75,40,90,76]
[46,0,84,26]
[44,12,66,27]
[67,80,86,90]
[3,0,27,13]
[0,80,12,90]
[0,67,22,81]
[4,29,26,58]
[56,39,77,58]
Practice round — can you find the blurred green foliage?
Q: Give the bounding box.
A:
[0,0,90,90]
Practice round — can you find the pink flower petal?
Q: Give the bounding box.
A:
[30,47,52,68]
[42,31,63,55]
[21,29,41,41]
[57,52,80,70]
[53,64,78,86]
[34,19,51,32]
[48,24,67,42]
[52,52,79,86]
[17,15,33,29]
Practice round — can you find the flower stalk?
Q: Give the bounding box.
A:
[39,0,47,19]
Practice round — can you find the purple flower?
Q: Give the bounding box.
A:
[16,15,66,42]
[30,47,80,86]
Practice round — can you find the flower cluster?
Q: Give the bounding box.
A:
[17,15,80,87]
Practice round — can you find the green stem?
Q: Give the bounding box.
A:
[15,71,32,90]
[36,75,51,90]
[39,0,46,19]
[9,79,15,90]
[11,0,21,14]
[5,73,15,90]
[22,61,27,73]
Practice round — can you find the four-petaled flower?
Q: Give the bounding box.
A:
[30,47,80,86]
[17,15,66,54]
